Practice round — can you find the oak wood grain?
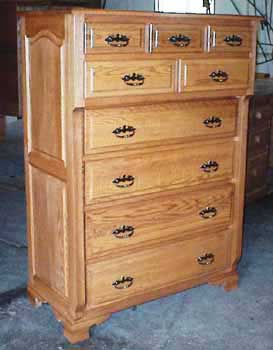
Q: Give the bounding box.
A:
[30,166,68,296]
[20,10,258,343]
[85,140,234,203]
[87,231,229,307]
[84,99,237,153]
[85,22,147,54]
[85,59,177,97]
[28,31,63,159]
[181,58,250,92]
[152,24,205,53]
[85,185,233,257]
[210,26,251,53]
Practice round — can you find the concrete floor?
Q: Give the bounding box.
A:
[0,118,272,350]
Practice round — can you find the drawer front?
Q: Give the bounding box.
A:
[210,26,251,52]
[246,153,268,191]
[86,231,230,307]
[85,22,146,54]
[153,24,204,53]
[85,99,237,153]
[85,141,234,203]
[85,60,177,98]
[248,128,270,155]
[181,59,250,92]
[85,185,233,257]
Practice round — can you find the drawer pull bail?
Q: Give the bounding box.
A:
[113,125,136,138]
[112,276,134,289]
[224,34,242,47]
[197,253,215,265]
[112,225,135,239]
[168,34,191,47]
[209,70,229,83]
[200,160,219,173]
[199,207,217,219]
[112,175,135,188]
[203,116,222,128]
[122,73,145,86]
[105,34,130,47]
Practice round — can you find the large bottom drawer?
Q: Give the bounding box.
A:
[85,185,233,257]
[86,230,230,307]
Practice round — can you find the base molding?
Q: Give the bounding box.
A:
[62,314,110,344]
[28,287,47,307]
[63,325,90,344]
[208,270,239,292]
[28,270,239,343]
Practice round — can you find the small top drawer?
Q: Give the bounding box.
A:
[180,58,250,93]
[152,24,204,53]
[84,22,147,54]
[85,59,177,98]
[209,26,251,52]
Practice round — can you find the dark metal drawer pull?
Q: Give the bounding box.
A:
[112,276,134,289]
[203,116,222,128]
[112,175,135,188]
[199,207,217,219]
[168,34,191,47]
[200,160,219,173]
[112,125,136,138]
[105,34,129,47]
[112,225,135,239]
[197,253,215,265]
[122,73,145,86]
[224,35,242,47]
[209,70,229,83]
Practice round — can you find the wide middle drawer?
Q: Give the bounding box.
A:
[85,140,234,203]
[85,184,233,257]
[85,99,237,153]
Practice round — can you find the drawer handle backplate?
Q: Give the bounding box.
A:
[122,73,145,86]
[199,207,217,219]
[203,116,222,128]
[209,70,229,83]
[168,34,191,47]
[224,34,242,47]
[112,225,135,239]
[105,34,130,47]
[113,125,136,138]
[112,276,134,289]
[200,160,219,173]
[112,175,135,188]
[197,253,215,265]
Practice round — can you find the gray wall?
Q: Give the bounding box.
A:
[215,0,248,14]
[105,0,154,11]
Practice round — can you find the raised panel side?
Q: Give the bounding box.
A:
[28,33,63,159]
[21,16,70,302]
[30,166,68,297]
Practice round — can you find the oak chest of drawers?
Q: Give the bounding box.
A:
[20,9,259,343]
